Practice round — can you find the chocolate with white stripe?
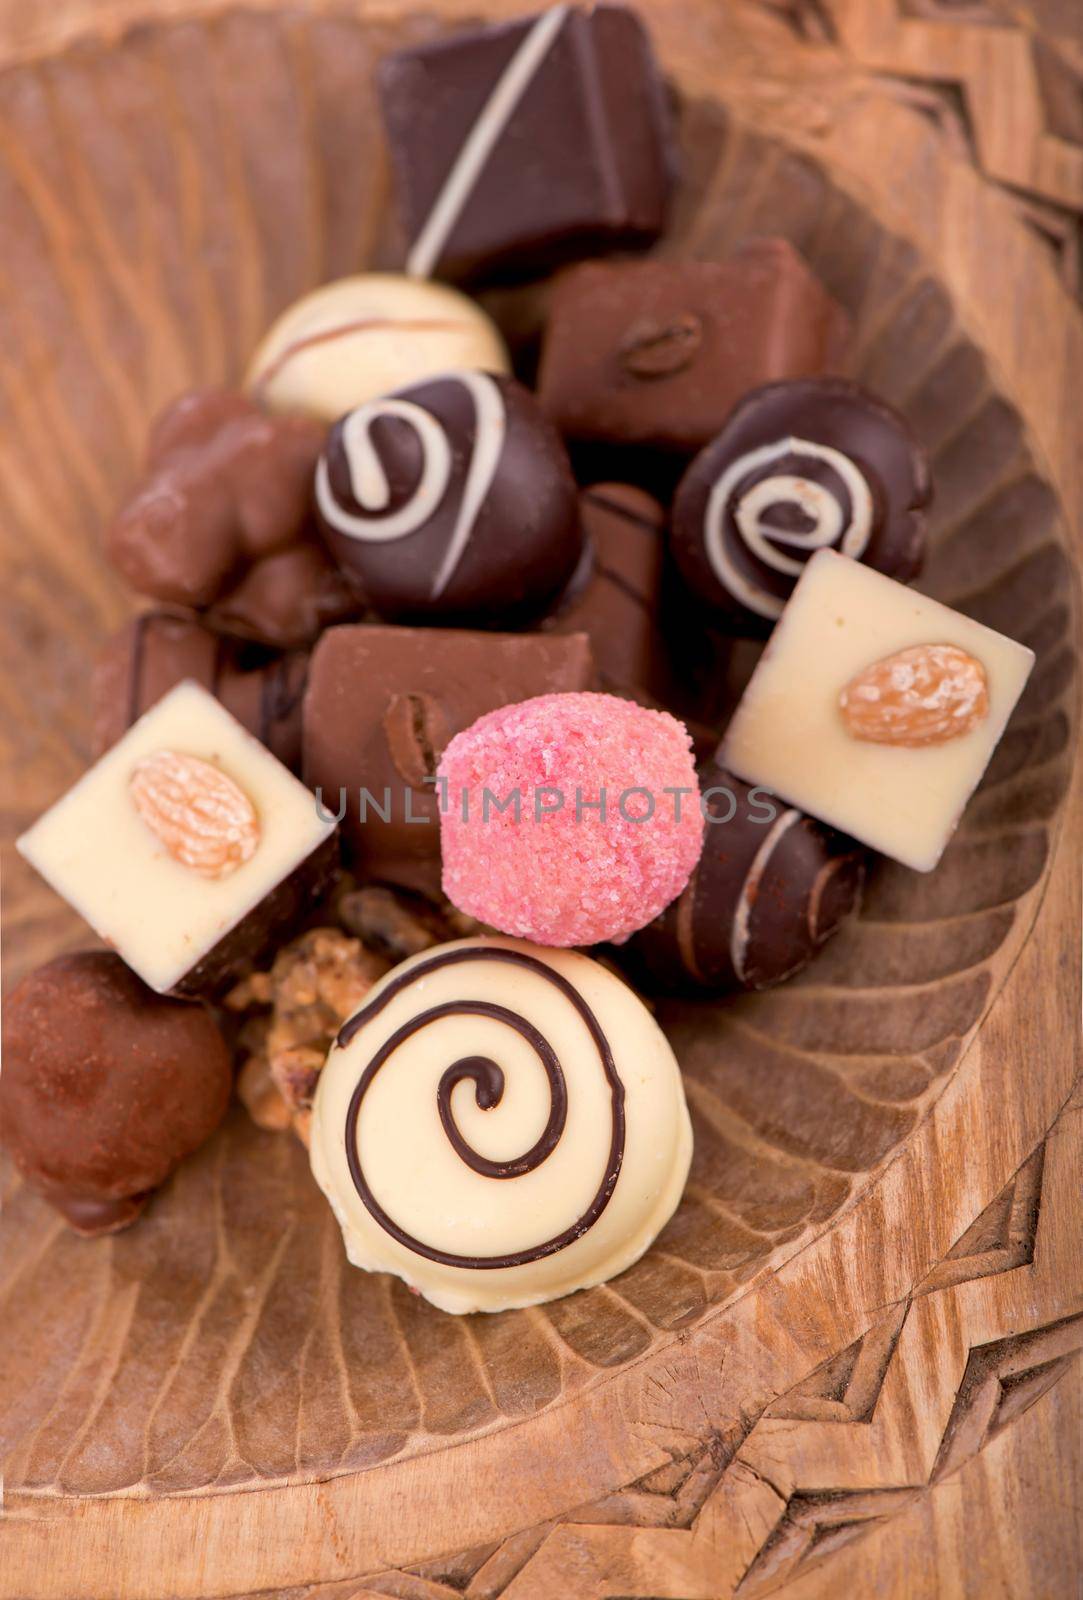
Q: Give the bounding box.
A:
[377,4,675,284]
[629,762,865,993]
[316,373,582,627]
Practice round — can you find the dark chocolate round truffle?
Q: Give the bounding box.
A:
[670,378,930,631]
[0,953,232,1234]
[315,371,583,625]
[629,764,865,992]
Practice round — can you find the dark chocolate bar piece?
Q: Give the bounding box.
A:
[378,4,676,284]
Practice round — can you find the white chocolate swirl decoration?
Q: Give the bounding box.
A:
[704,436,875,621]
[334,944,626,1270]
[315,371,506,600]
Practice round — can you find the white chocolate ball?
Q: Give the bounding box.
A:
[245,274,510,423]
[310,937,692,1314]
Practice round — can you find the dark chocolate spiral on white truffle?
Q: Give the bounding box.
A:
[336,944,625,1269]
[671,377,930,630]
[315,372,582,626]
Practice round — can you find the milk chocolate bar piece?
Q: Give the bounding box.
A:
[18,683,339,996]
[538,241,847,466]
[93,611,309,773]
[302,625,593,896]
[543,484,669,700]
[378,4,676,284]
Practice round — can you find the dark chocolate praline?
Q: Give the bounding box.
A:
[315,372,583,626]
[670,377,930,634]
[628,762,866,993]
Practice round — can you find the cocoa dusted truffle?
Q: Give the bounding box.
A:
[537,243,847,478]
[246,274,510,422]
[106,389,359,649]
[315,372,582,626]
[1,953,231,1234]
[629,763,866,992]
[92,610,309,773]
[670,377,930,630]
[377,4,676,284]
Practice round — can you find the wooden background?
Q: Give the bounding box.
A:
[0,2,1080,1597]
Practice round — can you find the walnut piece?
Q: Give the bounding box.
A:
[227,890,485,1141]
[237,1055,293,1132]
[226,927,388,1135]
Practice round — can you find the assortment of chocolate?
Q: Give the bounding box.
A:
[6,3,1036,1315]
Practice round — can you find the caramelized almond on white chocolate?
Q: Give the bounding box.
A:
[839,643,989,747]
[129,749,260,878]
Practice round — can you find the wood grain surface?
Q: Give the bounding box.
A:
[0,2,1079,1597]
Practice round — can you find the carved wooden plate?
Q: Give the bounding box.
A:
[1,3,1080,1597]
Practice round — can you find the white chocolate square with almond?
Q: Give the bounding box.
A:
[720,550,1035,871]
[18,681,338,993]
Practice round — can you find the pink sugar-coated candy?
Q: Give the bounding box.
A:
[438,692,704,947]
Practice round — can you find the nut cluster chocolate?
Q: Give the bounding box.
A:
[107,388,359,649]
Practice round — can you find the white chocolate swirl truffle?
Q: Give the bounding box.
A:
[310,937,692,1313]
[246,274,509,423]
